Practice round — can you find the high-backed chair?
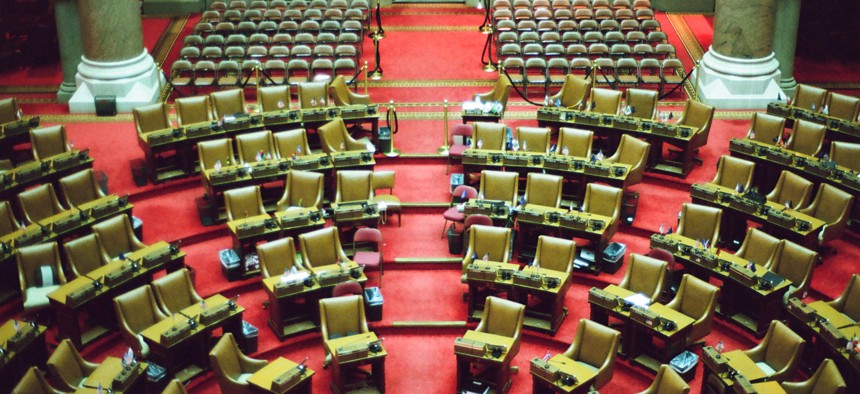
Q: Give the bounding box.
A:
[318,117,369,153]
[798,183,854,249]
[475,76,513,118]
[17,183,69,224]
[273,128,313,158]
[734,227,783,268]
[114,285,168,357]
[329,75,372,106]
[372,170,402,226]
[211,88,248,119]
[743,320,805,381]
[175,96,214,126]
[563,319,621,390]
[676,203,722,247]
[792,84,827,112]
[276,170,324,210]
[63,234,107,278]
[198,138,236,171]
[30,125,71,161]
[92,214,147,261]
[461,225,512,283]
[0,200,21,237]
[152,268,203,315]
[515,126,550,153]
[556,127,593,158]
[336,170,373,203]
[258,85,291,112]
[133,102,172,135]
[770,240,817,301]
[162,379,190,394]
[209,333,267,394]
[830,141,860,172]
[298,227,350,269]
[297,81,330,108]
[666,274,719,346]
[781,358,846,394]
[479,170,518,204]
[471,122,507,151]
[676,99,715,165]
[582,183,622,240]
[13,367,63,394]
[532,235,575,276]
[619,253,668,303]
[59,168,106,208]
[625,88,657,119]
[747,112,785,146]
[17,242,66,316]
[475,296,525,359]
[826,92,860,122]
[711,155,754,191]
[549,74,591,109]
[590,87,623,115]
[827,274,859,323]
[235,130,276,164]
[224,185,266,222]
[604,134,650,186]
[766,170,813,210]
[258,237,305,278]
[0,97,21,124]
[447,124,473,174]
[46,339,98,392]
[320,294,369,363]
[787,119,825,156]
[523,173,562,208]
[636,364,690,394]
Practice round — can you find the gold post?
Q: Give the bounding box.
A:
[384,99,400,158]
[437,99,450,155]
[693,60,700,102]
[363,61,369,95]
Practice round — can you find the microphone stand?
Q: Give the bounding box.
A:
[478,0,492,34]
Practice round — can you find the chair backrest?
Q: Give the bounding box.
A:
[329,75,356,106]
[533,235,575,274]
[175,96,213,126]
[258,85,291,112]
[162,379,190,394]
[198,138,235,171]
[93,215,144,260]
[298,227,347,268]
[608,134,650,185]
[748,112,785,146]
[565,318,620,389]
[64,234,106,278]
[827,92,860,122]
[765,170,813,210]
[133,102,171,134]
[479,170,518,204]
[557,127,593,157]
[258,237,301,278]
[830,141,860,172]
[712,155,754,191]
[47,339,93,392]
[336,170,373,202]
[59,168,105,208]
[468,224,512,263]
[372,170,396,194]
[770,240,816,298]
[749,320,805,380]
[644,364,690,394]
[788,119,826,156]
[793,84,827,111]
[619,253,667,303]
[667,274,718,345]
[476,296,524,339]
[828,274,860,322]
[625,88,657,119]
[318,117,359,153]
[224,185,266,221]
[516,126,550,153]
[524,172,562,208]
[582,183,622,223]
[18,183,66,224]
[0,200,21,237]
[152,268,202,315]
[451,185,478,203]
[114,285,168,346]
[31,125,70,161]
[13,367,59,394]
[471,122,507,150]
[209,333,245,386]
[678,99,715,147]
[297,81,329,108]
[320,294,368,339]
[801,183,853,227]
[17,242,65,292]
[591,88,622,115]
[279,170,324,209]
[236,130,276,164]
[676,203,722,247]
[0,97,20,124]
[274,128,312,158]
[735,227,783,268]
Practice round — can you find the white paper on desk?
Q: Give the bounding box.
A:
[624,293,651,308]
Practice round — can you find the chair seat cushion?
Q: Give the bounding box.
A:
[354,251,381,267]
[443,207,465,222]
[373,195,401,211]
[24,285,60,312]
[238,373,254,383]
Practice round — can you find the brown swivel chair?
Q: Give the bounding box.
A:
[273,128,313,158]
[198,138,237,171]
[17,242,67,316]
[17,183,69,225]
[297,81,330,108]
[175,96,214,126]
[676,99,715,165]
[474,295,525,361]
[515,126,550,153]
[582,183,623,241]
[523,173,562,208]
[786,119,826,156]
[224,185,267,222]
[475,76,513,118]
[258,85,291,112]
[0,200,21,237]
[827,274,859,323]
[320,294,370,364]
[114,285,169,357]
[604,134,650,186]
[798,183,854,249]
[318,117,370,153]
[590,87,623,115]
[63,234,108,278]
[479,170,518,205]
[766,170,813,210]
[59,168,106,208]
[792,84,827,112]
[549,74,591,110]
[276,170,324,210]
[152,268,203,315]
[235,130,276,164]
[636,364,690,394]
[372,170,402,226]
[557,127,593,158]
[211,88,248,119]
[162,379,190,394]
[830,141,860,172]
[92,214,147,261]
[30,125,71,161]
[133,102,172,135]
[258,237,306,278]
[0,97,22,124]
[747,112,786,146]
[781,358,846,394]
[770,240,817,301]
[532,235,575,281]
[298,227,350,269]
[711,155,754,191]
[46,339,98,392]
[562,318,621,390]
[826,92,860,122]
[209,332,267,394]
[471,122,507,151]
[461,225,512,283]
[329,75,372,106]
[743,320,805,381]
[336,170,373,203]
[734,227,784,268]
[676,203,722,247]
[13,367,64,394]
[625,88,658,119]
[619,253,668,303]
[666,274,719,347]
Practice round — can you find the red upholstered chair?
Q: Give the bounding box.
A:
[353,228,383,287]
[447,124,473,174]
[332,280,363,297]
[441,185,478,238]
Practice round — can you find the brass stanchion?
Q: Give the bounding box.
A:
[363,61,369,95]
[437,99,450,155]
[384,99,400,158]
[693,60,701,101]
[479,0,493,34]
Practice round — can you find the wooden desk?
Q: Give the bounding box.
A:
[628,303,695,372]
[325,332,386,394]
[0,149,93,203]
[752,381,787,394]
[227,214,281,278]
[78,357,148,394]
[461,107,502,124]
[0,116,39,159]
[331,200,380,229]
[247,357,314,394]
[530,356,599,394]
[809,301,856,329]
[455,330,517,394]
[517,205,614,274]
[767,101,860,144]
[0,319,48,394]
[701,349,769,393]
[202,154,332,201]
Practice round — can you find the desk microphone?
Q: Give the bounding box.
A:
[296,356,309,372]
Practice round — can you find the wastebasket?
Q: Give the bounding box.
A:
[602,242,626,274]
[364,287,383,322]
[242,320,259,353]
[447,225,463,254]
[220,249,241,281]
[378,126,391,154]
[670,350,699,382]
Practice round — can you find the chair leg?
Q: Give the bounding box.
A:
[397,211,402,227]
[441,219,449,239]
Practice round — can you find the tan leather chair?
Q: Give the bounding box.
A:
[475,76,513,118]
[711,155,754,191]
[0,200,21,237]
[320,294,369,361]
[224,185,266,222]
[211,88,248,118]
[677,203,722,247]
[826,92,860,122]
[209,332,267,394]
[114,285,168,357]
[258,85,291,112]
[830,141,860,172]
[30,125,71,161]
[479,170,518,204]
[636,364,690,394]
[162,379,190,394]
[133,102,171,135]
[787,119,825,156]
[792,84,827,112]
[46,338,98,392]
[235,130,276,164]
[523,173,562,208]
[798,183,854,248]
[734,227,783,268]
[563,318,621,390]
[318,117,369,153]
[782,358,846,394]
[827,274,859,323]
[17,183,69,224]
[666,274,718,346]
[336,170,373,203]
[766,170,813,210]
[276,170,324,210]
[13,367,63,394]
[0,97,21,124]
[471,122,507,151]
[549,74,591,110]
[533,235,575,276]
[475,296,525,359]
[329,75,372,106]
[515,126,550,153]
[59,168,106,208]
[372,170,402,226]
[198,138,237,171]
[258,237,306,278]
[273,128,313,158]
[92,214,147,261]
[582,183,622,241]
[625,88,657,119]
[557,127,593,158]
[297,81,330,108]
[748,112,786,146]
[619,253,668,303]
[17,242,66,315]
[605,134,650,186]
[152,268,203,315]
[677,99,715,162]
[298,227,350,269]
[590,87,622,115]
[175,96,214,126]
[770,240,817,301]
[743,320,805,381]
[63,234,107,278]
[461,225,512,283]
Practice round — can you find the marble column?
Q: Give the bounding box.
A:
[773,0,801,95]
[695,0,784,109]
[69,0,163,113]
[54,0,83,103]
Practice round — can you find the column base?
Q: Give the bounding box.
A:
[779,77,798,98]
[695,48,784,110]
[69,50,164,114]
[57,82,77,104]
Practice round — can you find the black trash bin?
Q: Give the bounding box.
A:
[242,320,259,353]
[220,249,241,281]
[364,287,383,322]
[447,225,463,254]
[602,242,626,274]
[670,350,699,382]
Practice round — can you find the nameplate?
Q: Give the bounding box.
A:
[583,162,610,176]
[237,221,266,237]
[729,138,757,155]
[147,130,177,146]
[317,270,350,287]
[252,162,279,178]
[279,211,313,228]
[559,214,587,230]
[104,264,134,287]
[274,279,305,297]
[503,153,527,166]
[835,119,860,136]
[52,151,85,171]
[6,324,35,352]
[544,156,569,170]
[143,246,172,269]
[573,112,599,125]
[291,157,318,170]
[464,202,494,216]
[161,320,193,346]
[209,169,239,184]
[222,116,251,132]
[630,306,659,327]
[518,209,544,224]
[185,124,212,138]
[271,367,303,392]
[302,109,328,122]
[764,147,794,165]
[15,228,46,247]
[334,204,365,220]
[767,102,792,118]
[66,282,99,307]
[263,110,301,126]
[615,117,638,131]
[112,363,141,392]
[530,358,560,382]
[803,161,834,178]
[466,264,496,282]
[786,298,815,324]
[765,209,796,230]
[728,196,759,215]
[512,271,543,288]
[454,337,486,357]
[841,172,860,191]
[14,164,42,183]
[2,118,36,137]
[91,199,123,219]
[588,287,618,310]
[819,320,847,349]
[52,212,83,234]
[732,373,757,394]
[729,264,758,287]
[689,248,718,269]
[690,184,718,202]
[702,346,728,374]
[332,151,363,166]
[649,234,674,252]
[336,342,369,363]
[462,150,488,165]
[199,303,231,325]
